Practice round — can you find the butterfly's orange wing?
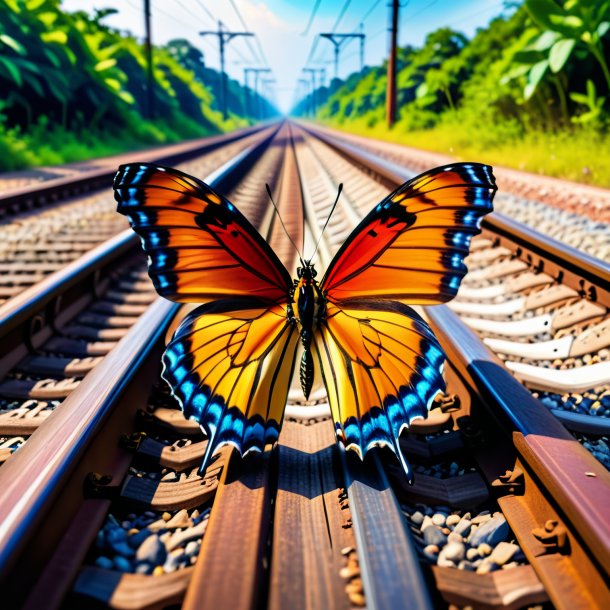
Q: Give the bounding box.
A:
[163,299,298,471]
[114,165,297,469]
[316,163,496,477]
[114,163,292,303]
[321,163,497,305]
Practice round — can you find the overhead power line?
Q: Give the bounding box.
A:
[302,0,322,36]
[331,0,352,33]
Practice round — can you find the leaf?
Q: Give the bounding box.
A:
[41,31,68,45]
[22,72,44,97]
[586,78,596,99]
[549,39,575,72]
[569,91,589,104]
[525,0,565,30]
[95,58,117,72]
[37,11,58,26]
[0,56,22,86]
[513,49,544,64]
[415,82,429,98]
[118,90,135,104]
[26,0,47,10]
[500,64,530,84]
[0,34,26,55]
[43,47,61,68]
[524,60,549,99]
[532,30,560,51]
[104,77,121,91]
[598,22,610,38]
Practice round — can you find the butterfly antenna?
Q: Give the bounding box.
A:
[310,183,343,262]
[265,183,302,259]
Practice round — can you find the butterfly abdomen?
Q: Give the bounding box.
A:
[300,348,314,399]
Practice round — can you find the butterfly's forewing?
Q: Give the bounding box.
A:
[316,163,496,476]
[163,299,299,471]
[321,163,496,305]
[114,164,292,303]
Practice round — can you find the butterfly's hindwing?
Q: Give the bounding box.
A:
[162,298,299,471]
[312,299,445,478]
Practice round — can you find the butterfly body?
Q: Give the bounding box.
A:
[293,261,323,398]
[114,160,496,480]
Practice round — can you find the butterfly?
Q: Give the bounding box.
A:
[114,161,496,480]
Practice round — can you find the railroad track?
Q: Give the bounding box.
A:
[0,125,271,306]
[0,121,608,609]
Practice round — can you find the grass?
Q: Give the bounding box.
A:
[0,111,250,173]
[318,116,610,188]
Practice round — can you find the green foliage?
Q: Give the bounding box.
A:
[299,1,610,186]
[0,1,274,171]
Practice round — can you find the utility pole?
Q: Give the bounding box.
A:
[200,21,254,121]
[245,67,271,119]
[319,32,365,79]
[297,78,310,116]
[262,78,276,118]
[386,0,399,128]
[303,68,317,115]
[243,68,250,117]
[143,0,154,119]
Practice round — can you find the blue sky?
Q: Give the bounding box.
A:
[61,1,515,112]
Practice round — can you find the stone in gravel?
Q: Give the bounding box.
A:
[191,509,200,519]
[502,561,520,570]
[136,535,167,565]
[421,515,434,531]
[447,532,463,543]
[163,549,186,573]
[477,543,492,556]
[488,542,519,566]
[113,556,132,572]
[410,511,424,526]
[458,560,475,571]
[454,519,472,537]
[423,526,447,547]
[111,541,136,558]
[106,528,127,544]
[431,513,446,526]
[476,560,499,575]
[166,519,207,551]
[471,513,491,525]
[161,472,178,482]
[466,548,479,561]
[153,566,164,576]
[94,556,114,570]
[162,512,171,521]
[439,542,465,562]
[437,555,455,568]
[135,563,153,575]
[348,592,366,607]
[185,541,199,556]
[127,529,152,549]
[148,519,170,532]
[446,514,460,527]
[165,509,191,529]
[470,516,509,547]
